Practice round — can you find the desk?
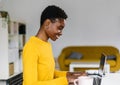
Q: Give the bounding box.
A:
[101,73,120,85]
[69,62,110,73]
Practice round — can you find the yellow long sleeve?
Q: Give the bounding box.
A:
[22,36,68,85]
[54,70,67,78]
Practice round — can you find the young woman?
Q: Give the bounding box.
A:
[22,5,86,85]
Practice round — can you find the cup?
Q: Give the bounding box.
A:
[74,76,93,85]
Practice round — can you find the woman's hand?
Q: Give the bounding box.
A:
[71,71,87,76]
[66,71,87,84]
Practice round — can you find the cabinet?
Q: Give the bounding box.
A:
[0,73,23,85]
[0,19,26,80]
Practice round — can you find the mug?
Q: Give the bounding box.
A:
[74,76,93,85]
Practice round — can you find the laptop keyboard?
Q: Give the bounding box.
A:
[87,73,102,77]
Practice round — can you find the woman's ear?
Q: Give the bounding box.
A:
[45,19,51,27]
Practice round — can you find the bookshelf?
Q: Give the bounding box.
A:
[0,19,26,82]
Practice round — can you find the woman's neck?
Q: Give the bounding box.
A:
[35,27,49,42]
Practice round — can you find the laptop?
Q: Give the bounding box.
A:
[98,53,107,76]
[87,53,107,85]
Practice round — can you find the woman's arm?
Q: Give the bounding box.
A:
[22,46,68,85]
[54,69,67,78]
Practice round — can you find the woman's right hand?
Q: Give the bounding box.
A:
[66,71,87,84]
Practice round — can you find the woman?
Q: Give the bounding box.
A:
[22,5,86,85]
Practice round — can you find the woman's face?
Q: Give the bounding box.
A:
[46,19,66,41]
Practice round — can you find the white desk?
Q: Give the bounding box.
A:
[69,62,110,73]
[101,73,120,85]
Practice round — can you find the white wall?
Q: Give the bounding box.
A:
[1,0,120,58]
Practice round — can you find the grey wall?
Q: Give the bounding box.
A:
[1,0,120,58]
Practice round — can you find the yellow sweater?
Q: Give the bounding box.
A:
[22,36,68,85]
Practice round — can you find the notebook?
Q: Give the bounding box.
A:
[87,53,107,85]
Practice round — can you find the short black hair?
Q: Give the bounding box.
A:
[40,5,68,26]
